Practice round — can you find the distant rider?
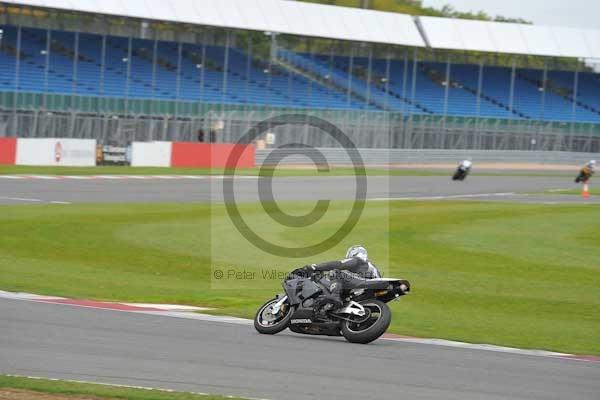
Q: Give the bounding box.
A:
[459,159,472,172]
[576,160,595,183]
[452,159,472,181]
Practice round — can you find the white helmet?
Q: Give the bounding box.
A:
[461,160,472,168]
[346,245,368,262]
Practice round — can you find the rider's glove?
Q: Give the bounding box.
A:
[292,264,316,277]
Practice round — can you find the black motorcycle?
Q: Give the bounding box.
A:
[452,163,472,181]
[254,270,410,344]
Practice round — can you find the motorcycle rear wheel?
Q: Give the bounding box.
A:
[254,297,294,335]
[341,299,391,344]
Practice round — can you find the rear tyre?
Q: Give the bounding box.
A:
[254,297,294,335]
[341,299,391,344]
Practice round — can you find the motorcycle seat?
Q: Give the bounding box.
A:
[338,271,394,290]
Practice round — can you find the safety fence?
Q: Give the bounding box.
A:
[256,148,598,166]
[1,108,599,153]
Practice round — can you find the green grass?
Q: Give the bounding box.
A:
[0,201,598,354]
[0,375,246,400]
[0,165,433,176]
[0,165,573,177]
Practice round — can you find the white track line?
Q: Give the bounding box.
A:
[370,192,517,201]
[3,375,273,400]
[0,196,43,202]
[0,175,259,180]
[0,196,71,204]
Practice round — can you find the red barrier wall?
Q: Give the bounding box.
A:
[171,143,255,168]
[0,138,17,165]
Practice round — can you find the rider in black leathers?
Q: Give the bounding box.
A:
[290,245,380,313]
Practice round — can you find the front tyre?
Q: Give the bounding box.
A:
[341,300,391,344]
[254,297,294,335]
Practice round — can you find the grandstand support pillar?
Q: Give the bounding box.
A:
[569,65,580,151]
[384,52,391,111]
[401,50,409,117]
[475,61,484,149]
[365,46,373,109]
[328,43,335,110]
[42,29,51,110]
[222,31,231,112]
[13,26,22,115]
[200,38,206,105]
[347,45,355,107]
[406,48,418,149]
[442,56,451,148]
[175,41,183,116]
[507,56,516,120]
[100,35,106,111]
[540,59,548,121]
[124,36,133,114]
[266,33,274,101]
[244,39,252,128]
[151,38,158,111]
[72,31,79,111]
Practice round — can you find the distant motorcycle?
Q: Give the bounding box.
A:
[254,269,410,344]
[575,161,595,183]
[452,160,472,181]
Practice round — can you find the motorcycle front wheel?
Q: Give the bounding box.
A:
[254,297,294,335]
[341,299,391,344]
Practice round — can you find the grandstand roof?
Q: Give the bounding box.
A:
[420,16,600,59]
[2,0,599,59]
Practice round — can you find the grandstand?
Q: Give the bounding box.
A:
[0,0,599,151]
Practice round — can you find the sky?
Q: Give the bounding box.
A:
[423,0,600,30]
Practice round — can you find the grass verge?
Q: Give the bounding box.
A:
[0,165,574,177]
[0,201,598,354]
[0,375,246,400]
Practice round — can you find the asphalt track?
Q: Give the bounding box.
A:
[1,298,599,400]
[0,175,598,204]
[1,175,598,400]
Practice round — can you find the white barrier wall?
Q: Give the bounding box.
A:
[130,141,172,167]
[16,138,97,166]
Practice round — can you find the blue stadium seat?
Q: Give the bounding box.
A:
[0,25,598,122]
